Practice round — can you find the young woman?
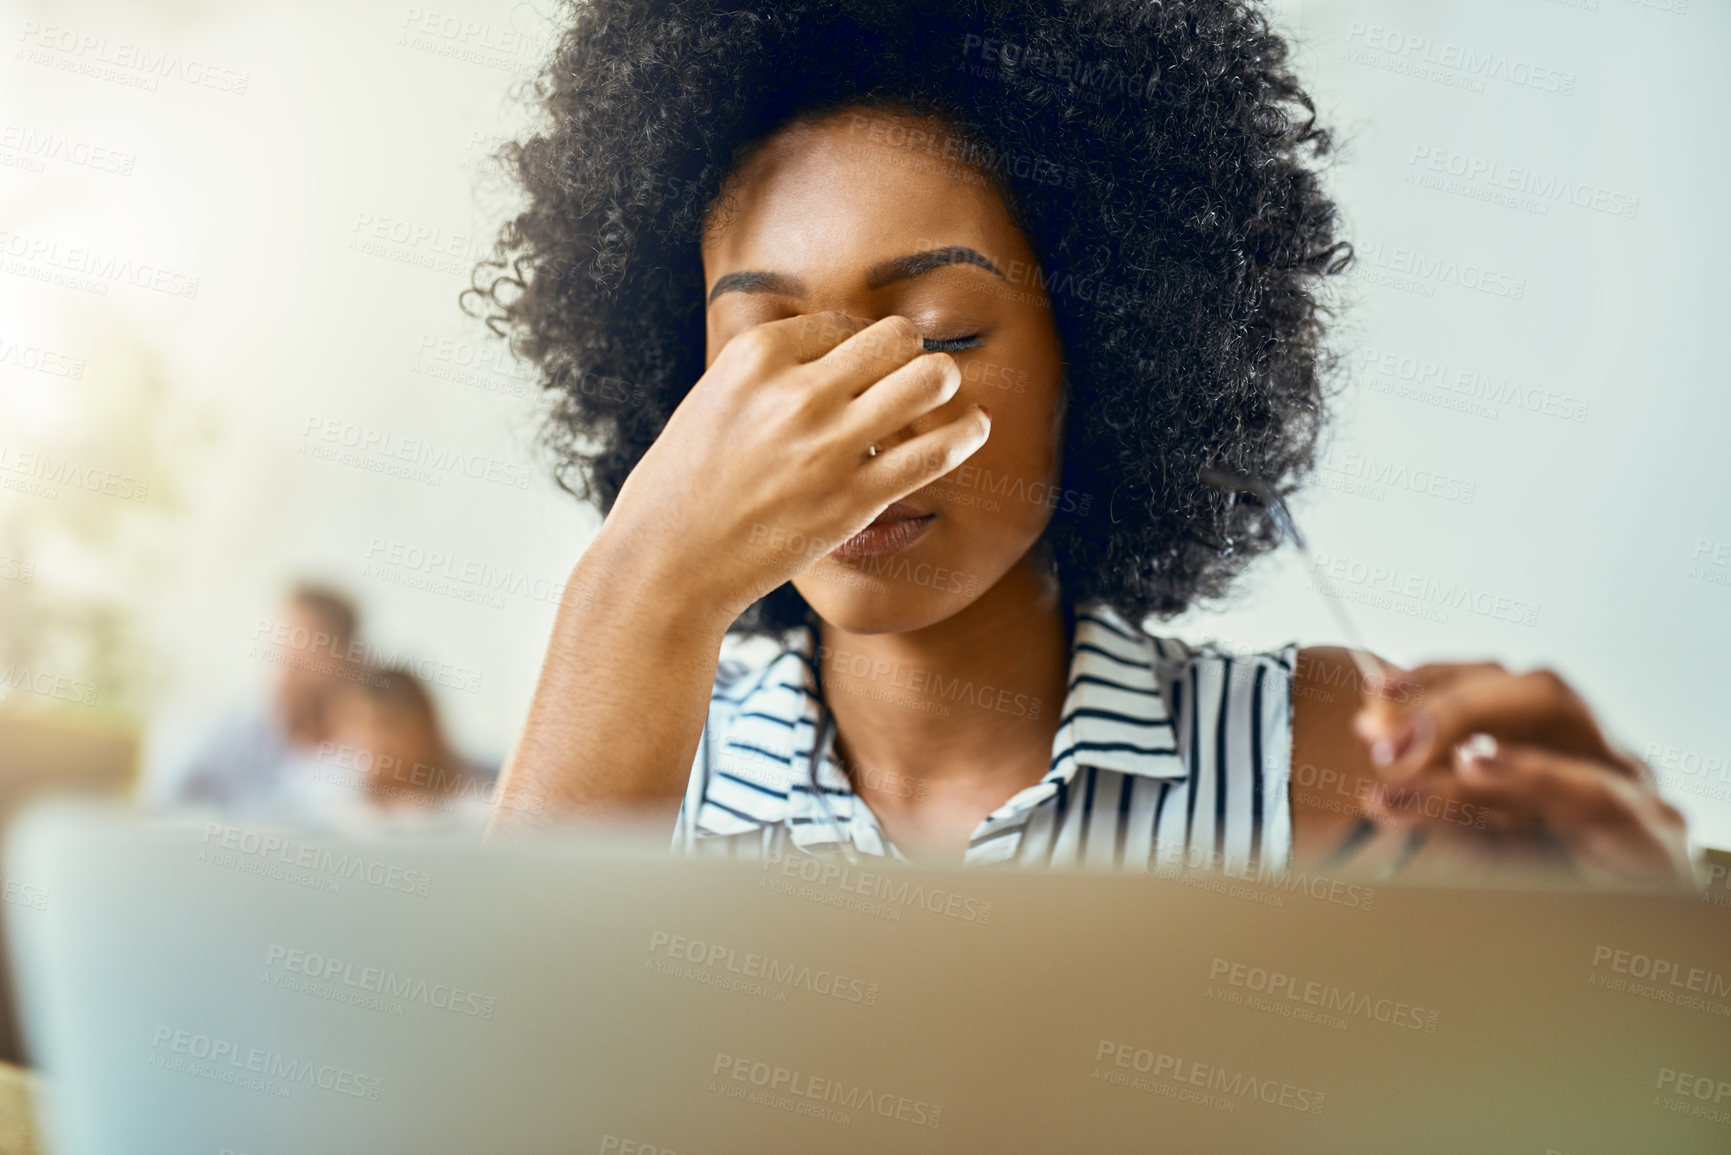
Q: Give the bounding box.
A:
[469,0,1691,885]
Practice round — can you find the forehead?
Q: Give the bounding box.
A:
[702,110,1020,272]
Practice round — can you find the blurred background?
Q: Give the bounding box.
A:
[0,0,1725,888]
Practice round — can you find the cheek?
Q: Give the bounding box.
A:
[968,401,1058,488]
[959,341,1063,475]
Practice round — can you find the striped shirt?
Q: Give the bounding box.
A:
[674,600,1298,873]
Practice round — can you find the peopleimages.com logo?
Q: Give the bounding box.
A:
[264,943,496,1018]
[648,930,879,1005]
[197,824,433,897]
[711,1053,943,1128]
[149,1026,381,1100]
[1092,1039,1326,1115]
[757,850,993,924]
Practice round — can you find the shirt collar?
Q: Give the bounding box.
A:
[713,599,1188,855]
[1054,601,1188,782]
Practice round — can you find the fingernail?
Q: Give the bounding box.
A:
[1456,733,1500,775]
[1460,732,1498,759]
[1369,718,1412,767]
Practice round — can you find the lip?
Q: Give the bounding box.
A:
[831,503,935,561]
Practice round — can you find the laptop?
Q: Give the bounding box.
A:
[6,801,1730,1153]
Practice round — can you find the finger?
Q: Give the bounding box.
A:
[718,311,871,372]
[1357,768,1513,836]
[1351,662,1482,767]
[1362,754,1544,832]
[1351,676,1411,764]
[1381,667,1608,784]
[807,314,927,394]
[1452,742,1643,827]
[1452,743,1693,884]
[1350,663,1474,795]
[865,405,992,502]
[1351,661,1491,757]
[791,310,875,361]
[1360,796,1535,840]
[846,352,963,446]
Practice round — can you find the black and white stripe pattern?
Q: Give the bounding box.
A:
[673,601,1296,874]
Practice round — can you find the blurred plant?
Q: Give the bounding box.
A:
[0,311,214,727]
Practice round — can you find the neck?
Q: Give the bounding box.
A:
[817,555,1072,856]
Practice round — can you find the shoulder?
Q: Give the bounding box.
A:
[1287,646,1389,861]
[1290,646,1375,740]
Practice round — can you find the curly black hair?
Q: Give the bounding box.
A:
[465,0,1352,639]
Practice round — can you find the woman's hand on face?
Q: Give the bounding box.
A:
[1351,662,1694,887]
[603,311,992,620]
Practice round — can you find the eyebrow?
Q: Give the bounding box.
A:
[706,270,803,305]
[706,246,1007,306]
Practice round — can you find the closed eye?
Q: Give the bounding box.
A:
[922,334,984,353]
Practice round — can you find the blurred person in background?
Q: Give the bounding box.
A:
[282,665,495,837]
[146,583,363,815]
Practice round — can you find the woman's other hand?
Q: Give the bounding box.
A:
[1352,662,1694,886]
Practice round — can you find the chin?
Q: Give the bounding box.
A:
[793,563,973,636]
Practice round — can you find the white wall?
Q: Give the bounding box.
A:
[2,0,1726,844]
[1185,0,1731,846]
